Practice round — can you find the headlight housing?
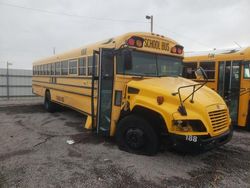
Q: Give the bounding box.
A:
[173,120,207,132]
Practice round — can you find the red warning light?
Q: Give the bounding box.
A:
[171,47,177,53]
[177,48,183,54]
[171,45,184,54]
[127,36,144,48]
[127,38,135,46]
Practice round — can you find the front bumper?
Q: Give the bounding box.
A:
[164,126,233,152]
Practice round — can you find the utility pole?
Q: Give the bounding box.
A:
[53,47,56,55]
[145,15,153,33]
[6,61,12,100]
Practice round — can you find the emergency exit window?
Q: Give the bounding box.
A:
[244,62,250,79]
[200,61,215,79]
[182,62,197,79]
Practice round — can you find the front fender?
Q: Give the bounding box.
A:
[129,95,172,131]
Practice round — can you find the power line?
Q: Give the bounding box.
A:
[0,2,147,24]
[155,24,211,48]
[0,1,213,49]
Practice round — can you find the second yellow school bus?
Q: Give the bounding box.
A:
[32,32,232,155]
[184,47,250,129]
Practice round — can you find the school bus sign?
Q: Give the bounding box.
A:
[144,38,170,51]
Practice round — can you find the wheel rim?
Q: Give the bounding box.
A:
[125,128,145,150]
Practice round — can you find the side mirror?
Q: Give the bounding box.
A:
[123,50,132,70]
[195,67,208,80]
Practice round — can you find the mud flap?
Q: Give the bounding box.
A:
[84,115,92,129]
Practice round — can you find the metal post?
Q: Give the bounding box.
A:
[150,15,153,33]
[146,15,153,33]
[6,62,12,100]
[6,62,9,100]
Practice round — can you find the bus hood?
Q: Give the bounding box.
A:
[127,77,226,109]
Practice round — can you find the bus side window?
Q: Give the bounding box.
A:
[79,57,87,76]
[41,65,44,75]
[48,64,52,75]
[87,55,98,76]
[200,61,215,79]
[69,59,78,74]
[44,64,47,75]
[88,56,93,76]
[61,61,68,75]
[39,65,42,75]
[244,62,250,79]
[55,62,61,75]
[37,66,40,75]
[116,53,124,74]
[51,63,55,75]
[182,62,197,79]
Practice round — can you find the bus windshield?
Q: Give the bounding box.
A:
[117,51,183,77]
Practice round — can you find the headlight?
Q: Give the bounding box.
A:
[173,120,207,132]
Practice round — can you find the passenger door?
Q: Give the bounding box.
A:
[238,62,250,127]
[218,61,241,125]
[96,48,114,136]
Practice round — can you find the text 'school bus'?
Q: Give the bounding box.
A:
[32,32,232,155]
[183,47,250,130]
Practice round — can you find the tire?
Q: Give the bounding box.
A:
[246,102,250,131]
[115,115,159,156]
[44,90,56,113]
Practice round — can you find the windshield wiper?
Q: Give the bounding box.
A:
[172,67,208,116]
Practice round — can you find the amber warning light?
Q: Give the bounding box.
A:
[171,45,184,54]
[127,36,144,48]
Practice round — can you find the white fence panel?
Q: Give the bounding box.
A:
[0,68,35,98]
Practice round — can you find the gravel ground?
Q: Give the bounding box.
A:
[0,100,250,188]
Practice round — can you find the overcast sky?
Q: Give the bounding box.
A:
[0,0,249,69]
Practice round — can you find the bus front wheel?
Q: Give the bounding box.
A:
[116,115,159,156]
[44,90,56,113]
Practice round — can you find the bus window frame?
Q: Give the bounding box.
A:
[182,62,197,79]
[243,61,250,79]
[69,59,78,75]
[55,62,61,75]
[116,49,183,77]
[78,57,87,76]
[199,61,216,80]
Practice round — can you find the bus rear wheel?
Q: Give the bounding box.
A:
[44,90,56,113]
[116,115,159,156]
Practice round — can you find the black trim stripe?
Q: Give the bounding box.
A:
[33,86,92,116]
[192,79,215,83]
[52,100,91,116]
[33,75,92,79]
[32,84,96,98]
[32,80,97,89]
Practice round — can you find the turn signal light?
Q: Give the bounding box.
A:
[128,38,135,46]
[177,48,183,54]
[157,96,164,105]
[127,36,144,48]
[135,39,143,48]
[171,45,184,55]
[171,47,177,53]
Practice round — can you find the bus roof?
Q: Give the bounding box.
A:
[184,46,250,62]
[33,32,181,65]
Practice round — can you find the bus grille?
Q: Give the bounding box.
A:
[209,109,228,133]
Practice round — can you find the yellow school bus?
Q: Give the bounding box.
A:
[32,32,232,155]
[184,47,250,129]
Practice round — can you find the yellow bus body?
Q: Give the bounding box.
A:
[184,47,250,128]
[32,32,232,154]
